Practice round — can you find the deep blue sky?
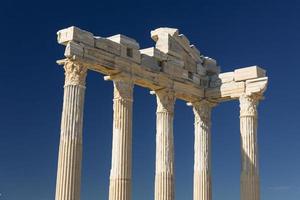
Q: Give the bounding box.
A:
[0,0,299,199]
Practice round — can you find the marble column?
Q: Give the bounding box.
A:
[192,100,214,200]
[109,79,134,200]
[154,89,176,200]
[55,61,87,200]
[239,94,260,200]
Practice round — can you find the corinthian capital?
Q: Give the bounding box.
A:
[239,94,261,117]
[113,79,134,101]
[64,61,87,86]
[192,100,216,123]
[155,89,176,113]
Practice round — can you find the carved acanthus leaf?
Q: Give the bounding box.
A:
[156,89,176,113]
[113,80,134,101]
[193,100,215,124]
[239,94,261,117]
[64,61,87,86]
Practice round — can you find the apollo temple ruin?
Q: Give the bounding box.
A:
[54,26,268,200]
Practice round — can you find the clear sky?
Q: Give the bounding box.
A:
[0,0,299,199]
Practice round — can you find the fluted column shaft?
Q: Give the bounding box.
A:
[154,89,176,200]
[55,62,87,200]
[239,94,260,200]
[192,101,213,200]
[109,80,134,200]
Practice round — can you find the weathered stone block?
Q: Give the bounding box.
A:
[209,74,221,88]
[107,34,141,63]
[234,66,266,81]
[83,46,115,69]
[182,70,189,80]
[200,76,209,88]
[218,72,234,83]
[167,36,185,59]
[203,57,220,75]
[162,63,186,78]
[174,81,205,98]
[151,27,179,41]
[108,34,139,49]
[245,77,268,95]
[190,44,201,56]
[140,47,167,61]
[192,73,201,85]
[140,54,160,71]
[151,28,184,60]
[64,41,84,58]
[179,34,190,47]
[220,82,245,98]
[151,27,204,71]
[94,37,121,56]
[189,45,202,62]
[196,63,206,76]
[167,55,184,68]
[57,26,94,47]
[183,54,197,73]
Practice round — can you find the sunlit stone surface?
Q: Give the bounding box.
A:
[109,79,134,200]
[55,61,87,200]
[192,100,215,200]
[55,26,268,200]
[240,94,261,200]
[154,89,176,200]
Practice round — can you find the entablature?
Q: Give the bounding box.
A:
[57,26,268,102]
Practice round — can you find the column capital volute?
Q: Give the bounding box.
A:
[62,60,88,87]
[239,93,263,117]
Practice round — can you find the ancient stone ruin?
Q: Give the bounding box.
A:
[55,26,268,200]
